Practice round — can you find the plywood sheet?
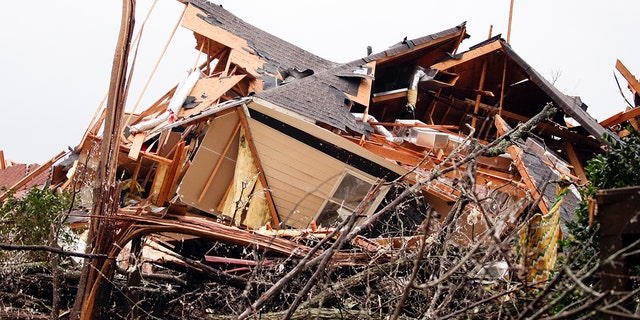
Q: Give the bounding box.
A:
[179,75,246,119]
[178,112,240,212]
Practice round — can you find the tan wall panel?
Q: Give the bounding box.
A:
[248,118,348,228]
[252,133,340,180]
[178,112,240,212]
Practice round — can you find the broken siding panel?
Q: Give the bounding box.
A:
[178,111,240,212]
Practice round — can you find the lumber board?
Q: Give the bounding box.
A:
[430,40,502,71]
[128,133,146,160]
[600,106,640,127]
[495,115,548,214]
[178,75,245,119]
[616,59,640,96]
[563,142,587,183]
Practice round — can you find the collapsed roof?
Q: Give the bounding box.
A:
[2,0,629,300]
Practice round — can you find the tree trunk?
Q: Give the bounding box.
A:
[70,1,135,318]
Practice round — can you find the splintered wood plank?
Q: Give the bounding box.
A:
[616,59,640,96]
[600,106,640,127]
[495,115,549,215]
[430,40,502,71]
[563,142,587,183]
[128,133,146,160]
[178,75,245,118]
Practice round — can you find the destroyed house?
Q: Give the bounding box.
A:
[8,0,617,277]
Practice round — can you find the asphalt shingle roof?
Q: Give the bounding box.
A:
[187,0,338,75]
[256,24,467,133]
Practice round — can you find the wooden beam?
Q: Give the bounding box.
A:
[130,158,143,194]
[430,40,502,71]
[197,122,241,203]
[157,141,186,205]
[616,59,640,96]
[371,89,407,103]
[236,108,281,228]
[495,115,549,215]
[127,132,146,160]
[600,105,640,128]
[563,142,587,183]
[0,150,4,170]
[472,60,488,129]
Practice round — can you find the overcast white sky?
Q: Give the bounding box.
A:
[1,1,638,164]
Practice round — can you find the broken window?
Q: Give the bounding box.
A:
[315,171,387,227]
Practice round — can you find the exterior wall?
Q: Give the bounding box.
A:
[177,111,239,212]
[248,117,346,228]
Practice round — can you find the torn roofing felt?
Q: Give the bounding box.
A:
[254,24,468,134]
[186,0,338,76]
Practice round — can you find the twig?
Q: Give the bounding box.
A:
[0,243,110,259]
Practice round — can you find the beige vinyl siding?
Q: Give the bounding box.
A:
[248,118,357,228]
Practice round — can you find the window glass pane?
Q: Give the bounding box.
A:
[316,201,344,227]
[315,173,374,227]
[332,173,372,209]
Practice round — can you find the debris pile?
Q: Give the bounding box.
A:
[3,0,640,318]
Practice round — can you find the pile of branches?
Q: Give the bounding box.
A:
[1,105,639,319]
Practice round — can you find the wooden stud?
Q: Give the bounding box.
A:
[495,115,549,215]
[130,158,143,194]
[430,40,502,71]
[197,122,241,203]
[472,60,488,129]
[128,133,146,160]
[616,59,640,97]
[499,57,508,116]
[564,142,587,183]
[157,141,186,205]
[507,0,515,43]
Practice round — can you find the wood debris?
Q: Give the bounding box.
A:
[2,1,632,317]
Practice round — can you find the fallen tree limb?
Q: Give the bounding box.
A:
[0,244,109,259]
[207,307,380,320]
